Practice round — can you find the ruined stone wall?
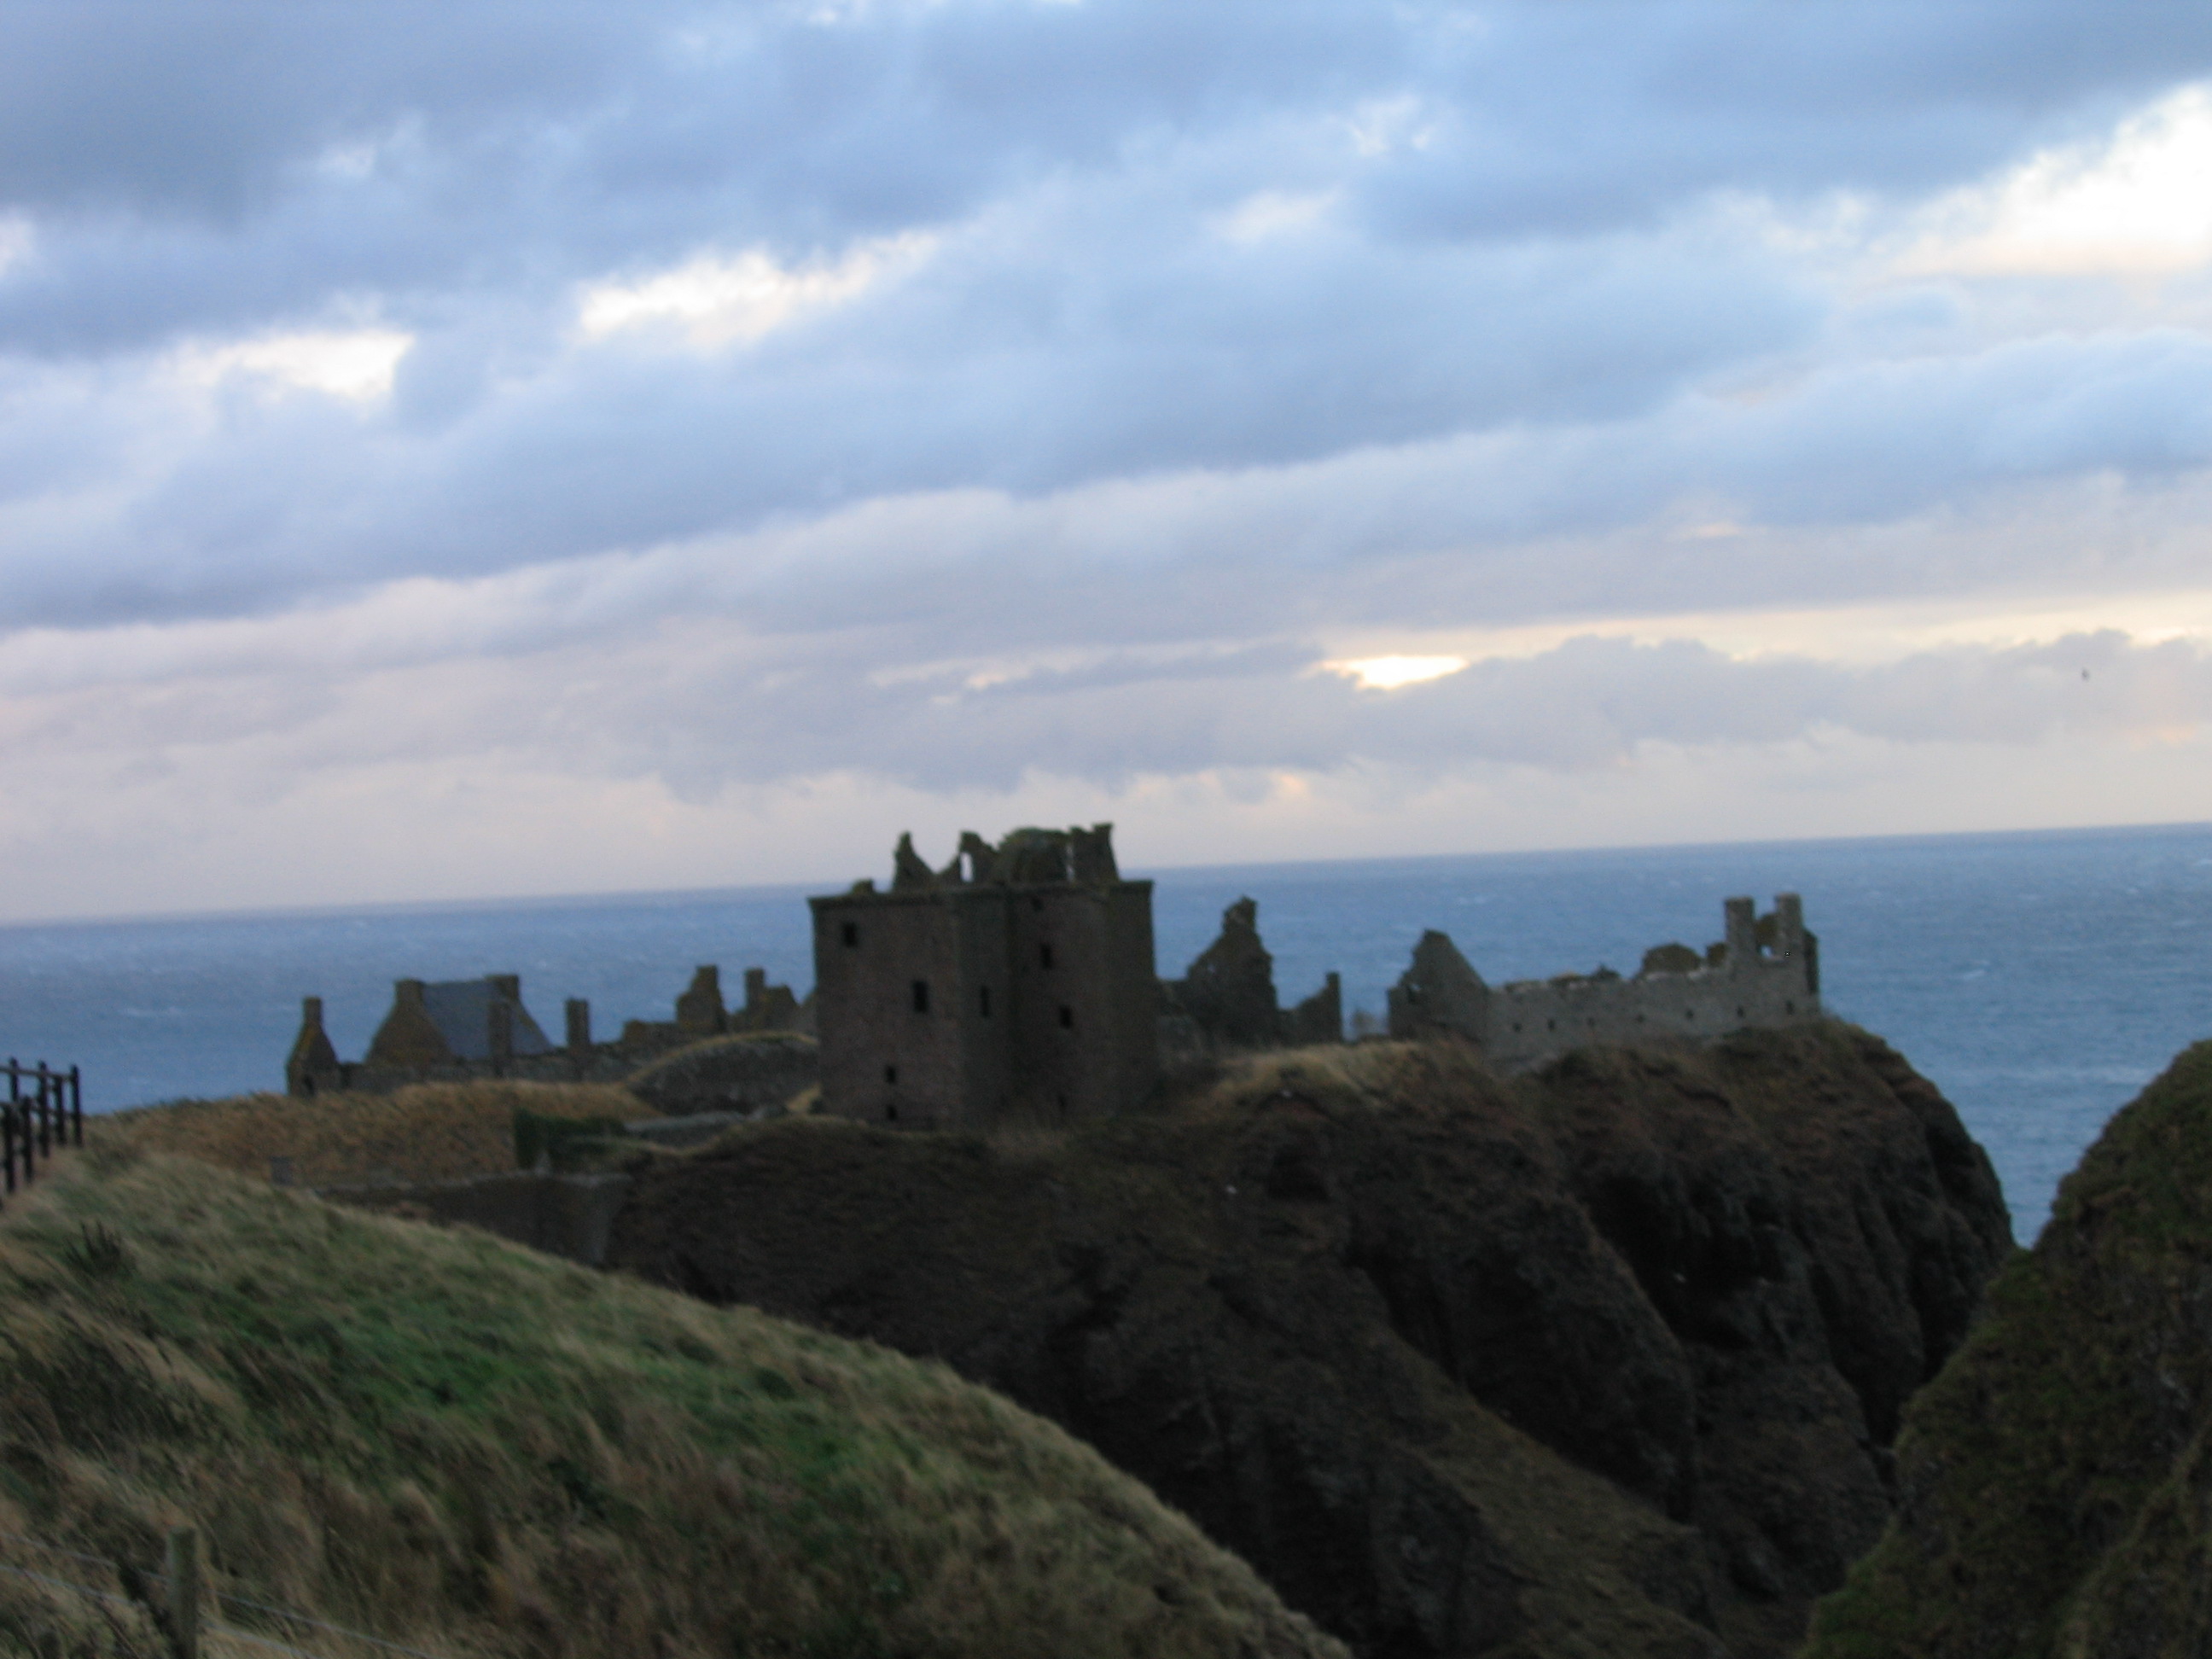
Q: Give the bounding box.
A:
[288,963,811,1099]
[1162,897,1345,1051]
[1388,895,1820,1072]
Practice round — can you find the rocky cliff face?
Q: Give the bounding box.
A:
[1804,1039,2212,1659]
[608,1025,2011,1659]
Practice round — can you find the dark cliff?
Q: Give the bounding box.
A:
[1805,1039,2212,1659]
[608,1025,2012,1659]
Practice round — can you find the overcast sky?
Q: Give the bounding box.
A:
[5,0,2212,920]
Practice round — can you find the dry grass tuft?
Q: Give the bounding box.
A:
[95,1080,655,1187]
[0,1150,1344,1659]
[1188,1039,1502,1121]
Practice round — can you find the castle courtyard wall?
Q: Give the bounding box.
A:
[1388,895,1820,1072]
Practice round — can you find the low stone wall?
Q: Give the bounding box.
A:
[320,1171,632,1266]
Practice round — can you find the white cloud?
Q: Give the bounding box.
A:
[1901,83,2212,276]
[170,327,414,403]
[575,232,938,347]
[1342,93,1435,159]
[1212,189,1337,243]
[0,215,31,277]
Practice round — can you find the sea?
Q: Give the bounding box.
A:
[5,820,2210,1242]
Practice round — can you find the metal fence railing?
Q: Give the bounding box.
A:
[3,1058,84,1205]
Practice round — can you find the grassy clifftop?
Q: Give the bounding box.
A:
[98,1078,656,1186]
[0,1143,1344,1659]
[611,1024,2012,1659]
[1805,1039,2212,1659]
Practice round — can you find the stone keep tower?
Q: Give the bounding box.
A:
[809,824,1159,1128]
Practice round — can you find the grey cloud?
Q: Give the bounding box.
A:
[16,626,2203,807]
[8,302,2209,650]
[4,0,2206,355]
[1,0,2210,658]
[593,628,2212,794]
[1364,2,2212,239]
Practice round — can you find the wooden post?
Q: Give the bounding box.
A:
[70,1066,82,1146]
[3,1100,13,1197]
[164,1527,201,1659]
[36,1063,50,1156]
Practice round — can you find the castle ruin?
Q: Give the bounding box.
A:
[1161,896,1342,1051]
[1388,894,1819,1071]
[284,963,812,1097]
[809,825,1160,1128]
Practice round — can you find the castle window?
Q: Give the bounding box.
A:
[841,923,859,948]
[1059,1004,1074,1029]
[979,986,992,1018]
[1039,942,1055,969]
[1032,897,1044,912]
[912,980,930,1014]
[1784,1000,1796,1014]
[887,1103,899,1122]
[884,1064,898,1085]
[1736,1005,1745,1018]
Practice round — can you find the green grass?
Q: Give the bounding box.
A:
[0,1141,1343,1659]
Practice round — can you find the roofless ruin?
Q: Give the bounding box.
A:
[282,823,1825,1122]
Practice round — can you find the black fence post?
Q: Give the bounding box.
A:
[70,1065,82,1147]
[3,1099,14,1196]
[35,1062,50,1158]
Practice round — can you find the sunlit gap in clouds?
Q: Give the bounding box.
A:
[1317,655,1470,690]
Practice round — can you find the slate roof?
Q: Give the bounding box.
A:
[420,979,555,1061]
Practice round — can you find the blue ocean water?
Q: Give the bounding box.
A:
[4,821,2209,1239]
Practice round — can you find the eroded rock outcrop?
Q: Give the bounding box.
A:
[608,1024,2011,1659]
[1805,1039,2212,1659]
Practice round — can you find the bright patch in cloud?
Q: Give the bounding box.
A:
[576,232,937,347]
[1321,654,1468,690]
[1342,94,1435,158]
[0,215,34,278]
[1903,83,2212,276]
[1214,190,1337,243]
[172,328,414,401]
